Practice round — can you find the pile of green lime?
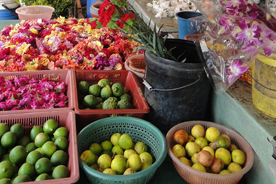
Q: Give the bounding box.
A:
[0,119,70,183]
[78,79,133,110]
[80,133,154,175]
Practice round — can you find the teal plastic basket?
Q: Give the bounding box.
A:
[77,116,167,184]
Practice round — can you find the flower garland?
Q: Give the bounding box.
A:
[147,0,197,18]
[0,17,142,72]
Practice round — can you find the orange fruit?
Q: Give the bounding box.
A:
[173,129,188,145]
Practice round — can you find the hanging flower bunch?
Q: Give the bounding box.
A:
[0,17,142,72]
[190,0,276,92]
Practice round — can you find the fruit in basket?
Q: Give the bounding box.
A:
[34,133,50,147]
[202,146,215,157]
[52,165,70,179]
[191,153,199,164]
[17,135,31,147]
[35,173,51,181]
[83,95,101,108]
[89,143,102,156]
[18,163,36,178]
[53,127,69,139]
[89,84,101,97]
[172,144,186,158]
[127,154,142,171]
[111,155,126,174]
[112,83,124,97]
[215,148,231,165]
[179,156,192,166]
[227,162,242,173]
[1,132,17,148]
[118,134,133,150]
[26,150,43,165]
[43,119,59,135]
[210,158,224,174]
[55,136,69,150]
[41,141,57,157]
[112,145,124,156]
[231,149,245,165]
[196,150,213,167]
[51,150,69,166]
[173,129,188,146]
[120,94,132,102]
[9,146,27,165]
[80,150,97,166]
[0,161,15,179]
[219,169,231,174]
[134,142,148,154]
[209,134,231,149]
[123,168,136,175]
[97,154,112,170]
[140,152,153,170]
[192,163,206,172]
[12,174,32,183]
[124,149,137,159]
[195,137,208,149]
[101,85,113,99]
[103,168,116,175]
[30,126,43,141]
[229,144,238,152]
[102,97,118,109]
[98,79,110,88]
[185,142,200,157]
[35,157,52,174]
[10,124,24,139]
[205,127,220,143]
[78,81,90,94]
[117,99,132,109]
[0,178,11,183]
[191,125,205,138]
[101,140,113,151]
[0,123,9,138]
[110,133,121,146]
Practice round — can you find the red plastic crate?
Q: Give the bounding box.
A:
[73,70,149,131]
[0,110,79,184]
[0,69,75,114]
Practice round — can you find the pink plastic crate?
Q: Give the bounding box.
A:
[73,70,149,131]
[0,110,79,184]
[0,69,75,114]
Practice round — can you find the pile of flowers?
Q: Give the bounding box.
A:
[0,76,67,111]
[190,0,276,92]
[0,17,142,72]
[147,0,197,18]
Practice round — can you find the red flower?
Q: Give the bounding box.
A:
[121,13,130,21]
[106,5,115,16]
[116,21,124,29]
[129,13,135,19]
[90,21,97,29]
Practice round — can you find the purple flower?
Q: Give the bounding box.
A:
[0,94,4,101]
[50,92,59,103]
[55,101,67,108]
[5,78,14,87]
[55,81,67,93]
[14,77,29,87]
[227,59,248,84]
[42,101,55,109]
[23,105,32,110]
[29,77,39,84]
[18,96,32,106]
[58,93,68,101]
[6,95,19,109]
[108,54,122,68]
[17,86,29,94]
[39,81,54,90]
[30,100,42,109]
[0,102,7,110]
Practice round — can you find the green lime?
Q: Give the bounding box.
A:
[1,154,9,162]
[34,132,50,147]
[0,161,15,180]
[0,145,5,159]
[52,165,70,179]
[10,124,24,139]
[35,173,51,181]
[120,93,132,102]
[35,147,42,154]
[41,141,57,157]
[18,163,36,178]
[117,99,132,109]
[26,150,43,165]
[25,142,37,153]
[30,126,43,141]
[78,81,90,94]
[51,136,56,142]
[35,157,52,174]
[51,150,68,166]
[54,136,68,151]
[0,178,11,184]
[102,97,118,109]
[9,146,27,165]
[83,94,101,108]
[11,174,32,183]
[111,82,124,97]
[1,132,17,148]
[53,127,68,139]
[98,79,110,88]
[43,119,59,135]
[89,143,102,156]
[17,135,31,147]
[0,123,9,138]
[89,84,101,97]
[100,85,112,99]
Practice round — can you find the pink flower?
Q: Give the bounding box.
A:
[55,101,67,108]
[227,59,248,84]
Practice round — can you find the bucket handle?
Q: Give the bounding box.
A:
[143,75,201,92]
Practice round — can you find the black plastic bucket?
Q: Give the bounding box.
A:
[143,39,211,133]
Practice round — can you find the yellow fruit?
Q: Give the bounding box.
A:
[97,154,112,170]
[191,153,199,164]
[231,149,246,165]
[101,140,113,151]
[111,155,126,174]
[229,144,238,152]
[192,163,206,172]
[191,125,205,138]
[220,169,231,174]
[124,149,137,159]
[194,137,208,149]
[110,133,121,146]
[205,127,220,143]
[118,134,133,150]
[80,150,97,166]
[173,129,188,145]
[123,168,136,175]
[127,154,142,171]
[215,148,231,165]
[187,135,195,142]
[103,168,116,175]
[140,152,153,170]
[227,162,242,173]
[202,146,214,157]
[172,144,186,158]
[185,142,200,157]
[134,142,148,154]
[89,143,102,156]
[179,157,191,166]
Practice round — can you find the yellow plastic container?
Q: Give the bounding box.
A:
[252,53,276,118]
